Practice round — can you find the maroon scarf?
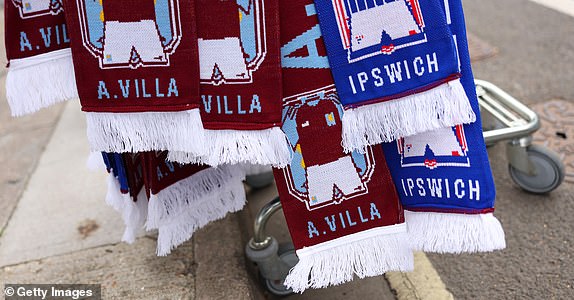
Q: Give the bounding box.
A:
[168,0,290,167]
[62,0,205,154]
[4,0,77,116]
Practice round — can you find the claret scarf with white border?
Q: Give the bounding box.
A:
[381,0,505,253]
[4,0,78,116]
[313,0,476,151]
[167,0,290,167]
[62,0,205,155]
[274,0,412,292]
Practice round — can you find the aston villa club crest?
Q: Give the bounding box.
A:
[281,86,376,211]
[198,0,266,85]
[12,0,63,19]
[77,0,181,69]
[398,125,470,169]
[331,0,427,62]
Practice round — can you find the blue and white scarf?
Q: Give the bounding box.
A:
[313,0,476,151]
[381,0,505,253]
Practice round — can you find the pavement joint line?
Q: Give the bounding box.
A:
[386,252,454,300]
[527,0,574,18]
[0,240,128,269]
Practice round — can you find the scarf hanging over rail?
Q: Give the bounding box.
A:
[62,0,204,154]
[4,0,77,116]
[167,0,290,167]
[142,151,246,256]
[313,0,476,151]
[273,0,412,292]
[381,0,505,253]
[101,152,148,243]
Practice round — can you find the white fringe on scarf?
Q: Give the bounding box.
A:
[155,181,246,256]
[6,48,78,117]
[86,108,205,154]
[285,224,413,293]
[167,127,291,167]
[145,165,245,230]
[341,79,476,152]
[405,210,506,254]
[104,173,149,244]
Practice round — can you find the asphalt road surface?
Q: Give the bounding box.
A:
[427,0,574,299]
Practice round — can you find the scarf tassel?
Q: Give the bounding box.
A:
[167,127,291,167]
[155,180,246,256]
[85,108,204,154]
[144,166,246,256]
[284,225,414,293]
[104,173,148,244]
[405,210,506,253]
[342,79,476,152]
[6,49,78,117]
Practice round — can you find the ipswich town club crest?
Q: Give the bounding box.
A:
[77,0,181,69]
[398,125,470,169]
[332,0,427,62]
[12,0,63,19]
[199,0,266,85]
[282,86,375,211]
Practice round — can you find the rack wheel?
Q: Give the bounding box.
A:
[261,243,298,297]
[509,144,565,194]
[245,171,275,189]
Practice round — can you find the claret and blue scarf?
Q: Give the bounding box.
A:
[382,0,505,253]
[273,0,412,292]
[4,0,77,116]
[61,0,205,154]
[313,0,476,151]
[168,0,290,167]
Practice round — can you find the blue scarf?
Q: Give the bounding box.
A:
[381,0,505,253]
[313,0,476,151]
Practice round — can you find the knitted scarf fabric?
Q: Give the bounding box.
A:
[168,0,290,167]
[101,152,148,244]
[4,0,77,116]
[313,0,476,151]
[274,0,412,292]
[62,0,204,154]
[381,0,505,253]
[142,151,246,256]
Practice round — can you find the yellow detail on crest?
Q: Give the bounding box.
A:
[100,10,104,22]
[239,11,243,22]
[295,144,305,168]
[327,113,334,122]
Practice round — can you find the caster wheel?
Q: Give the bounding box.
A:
[509,144,565,194]
[262,243,298,297]
[245,171,275,189]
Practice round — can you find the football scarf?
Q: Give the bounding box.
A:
[4,0,77,116]
[274,1,412,292]
[167,0,290,167]
[381,0,505,253]
[62,0,204,154]
[101,152,148,243]
[313,0,476,151]
[142,151,246,256]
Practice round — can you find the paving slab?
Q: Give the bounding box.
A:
[0,100,125,267]
[194,213,255,300]
[0,237,196,299]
